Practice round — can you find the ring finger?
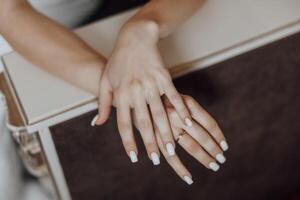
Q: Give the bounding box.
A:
[172,126,220,172]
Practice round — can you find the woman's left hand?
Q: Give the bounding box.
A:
[155,95,229,185]
[92,20,193,163]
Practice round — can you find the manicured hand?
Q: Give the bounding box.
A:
[91,20,193,163]
[155,95,228,185]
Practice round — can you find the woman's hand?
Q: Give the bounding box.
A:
[92,20,193,163]
[155,95,228,185]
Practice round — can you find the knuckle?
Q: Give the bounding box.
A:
[115,93,128,106]
[159,129,172,138]
[184,95,194,105]
[170,93,181,102]
[206,119,218,132]
[199,134,211,145]
[206,141,220,155]
[157,68,172,80]
[179,107,188,116]
[129,79,143,90]
[145,85,157,101]
[118,121,131,133]
[138,118,150,130]
[168,110,178,120]
[144,78,157,90]
[152,109,165,118]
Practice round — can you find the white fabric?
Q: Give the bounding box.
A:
[0,92,22,200]
[29,0,104,28]
[0,92,52,200]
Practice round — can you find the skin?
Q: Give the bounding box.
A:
[96,0,206,163]
[0,0,228,184]
[160,96,227,181]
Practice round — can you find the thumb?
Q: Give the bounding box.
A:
[95,76,113,125]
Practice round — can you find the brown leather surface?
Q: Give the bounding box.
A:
[50,32,300,200]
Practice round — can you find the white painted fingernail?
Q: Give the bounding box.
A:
[150,152,160,165]
[129,151,138,163]
[209,162,220,172]
[185,118,193,127]
[166,143,175,156]
[216,153,226,164]
[183,176,193,185]
[220,140,229,151]
[91,114,99,126]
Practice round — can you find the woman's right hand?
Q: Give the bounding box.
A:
[155,95,229,185]
[92,21,193,164]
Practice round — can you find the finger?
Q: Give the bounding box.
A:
[155,128,193,185]
[116,94,138,163]
[163,82,193,127]
[167,110,223,169]
[147,85,175,157]
[173,128,220,172]
[132,85,160,165]
[182,119,226,164]
[184,95,228,151]
[92,76,112,126]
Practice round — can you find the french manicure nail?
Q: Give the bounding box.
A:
[91,114,99,126]
[150,152,160,165]
[185,118,193,127]
[129,151,138,163]
[183,176,193,185]
[166,143,175,156]
[220,140,229,151]
[216,153,226,164]
[209,162,220,172]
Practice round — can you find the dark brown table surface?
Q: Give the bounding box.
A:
[51,32,300,200]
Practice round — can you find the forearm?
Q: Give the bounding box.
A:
[126,0,204,38]
[0,0,105,95]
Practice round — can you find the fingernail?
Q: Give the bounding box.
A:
[220,140,229,151]
[129,151,138,163]
[166,143,175,156]
[185,118,193,127]
[150,152,160,165]
[183,176,193,185]
[216,153,226,164]
[91,114,99,126]
[209,162,220,172]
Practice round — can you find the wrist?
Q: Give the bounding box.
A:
[71,57,106,95]
[118,20,160,46]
